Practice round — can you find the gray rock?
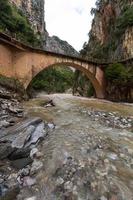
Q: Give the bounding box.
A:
[30,159,43,175]
[11,125,35,149]
[22,176,36,187]
[0,142,14,160]
[64,181,73,191]
[11,157,33,169]
[9,147,30,160]
[25,122,46,147]
[0,117,42,141]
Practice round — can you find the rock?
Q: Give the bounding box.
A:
[30,160,43,175]
[11,125,35,149]
[0,120,10,128]
[8,147,31,160]
[22,176,36,187]
[24,197,37,200]
[64,181,73,191]
[11,157,33,169]
[56,177,64,185]
[100,196,107,200]
[107,153,118,160]
[0,179,4,184]
[30,148,38,159]
[0,184,8,197]
[0,142,14,160]
[25,122,46,147]
[47,123,55,129]
[0,185,20,200]
[0,93,11,100]
[18,168,30,177]
[0,117,42,141]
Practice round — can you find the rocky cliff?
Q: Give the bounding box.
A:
[9,0,78,56]
[81,0,133,60]
[10,0,45,35]
[44,33,79,56]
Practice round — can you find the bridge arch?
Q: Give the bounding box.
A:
[0,36,106,99]
[25,61,105,99]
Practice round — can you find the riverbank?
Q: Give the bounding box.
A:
[0,93,133,200]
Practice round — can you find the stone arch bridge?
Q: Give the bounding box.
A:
[0,33,132,99]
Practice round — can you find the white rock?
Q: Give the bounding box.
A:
[64,181,73,191]
[24,196,37,200]
[30,148,38,159]
[56,177,64,185]
[30,160,43,175]
[23,176,36,187]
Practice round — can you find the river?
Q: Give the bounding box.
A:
[18,93,133,200]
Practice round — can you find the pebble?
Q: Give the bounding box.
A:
[24,197,37,200]
[64,181,73,191]
[56,177,64,185]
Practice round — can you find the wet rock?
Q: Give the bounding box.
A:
[11,157,33,170]
[8,147,31,160]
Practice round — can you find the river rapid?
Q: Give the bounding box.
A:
[19,93,133,200]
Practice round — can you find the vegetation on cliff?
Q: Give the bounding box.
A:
[116,5,133,36]
[81,1,133,60]
[105,63,133,102]
[73,70,95,97]
[0,0,41,46]
[79,0,133,102]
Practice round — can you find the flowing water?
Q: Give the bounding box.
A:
[21,94,133,200]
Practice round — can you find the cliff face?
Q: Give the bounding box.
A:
[44,34,79,56]
[10,0,45,34]
[9,0,78,56]
[82,0,133,60]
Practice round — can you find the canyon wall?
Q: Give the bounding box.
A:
[10,0,45,34]
[9,0,78,56]
[81,0,133,60]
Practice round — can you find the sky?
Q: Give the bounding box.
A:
[45,0,96,51]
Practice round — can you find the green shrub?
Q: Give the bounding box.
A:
[0,0,41,47]
[115,5,133,36]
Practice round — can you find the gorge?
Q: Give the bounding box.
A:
[0,0,133,200]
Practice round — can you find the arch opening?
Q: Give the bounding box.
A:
[26,62,105,99]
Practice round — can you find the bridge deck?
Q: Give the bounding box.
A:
[0,32,132,65]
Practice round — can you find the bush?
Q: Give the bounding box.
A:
[115,5,133,36]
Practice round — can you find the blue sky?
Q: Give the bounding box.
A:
[45,0,96,51]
